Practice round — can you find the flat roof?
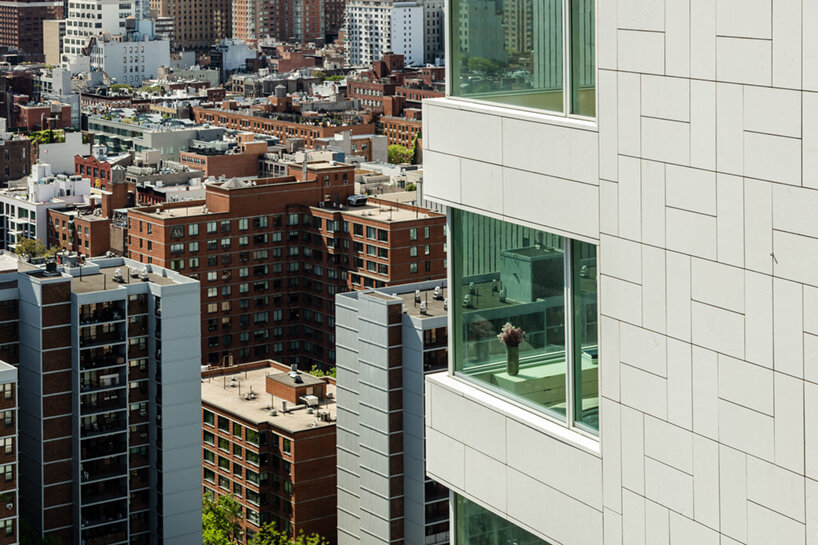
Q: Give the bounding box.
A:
[69,263,177,294]
[51,208,110,222]
[135,203,211,219]
[396,287,448,318]
[335,201,437,223]
[202,368,336,433]
[0,254,18,274]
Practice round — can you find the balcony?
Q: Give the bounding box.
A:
[80,327,126,349]
[82,435,127,460]
[81,415,126,439]
[82,520,127,545]
[81,503,128,530]
[82,452,126,478]
[82,478,128,506]
[79,303,125,326]
[80,369,125,393]
[81,394,126,416]
[80,348,126,371]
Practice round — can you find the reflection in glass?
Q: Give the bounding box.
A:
[572,240,598,432]
[451,0,564,112]
[453,210,568,420]
[452,209,599,433]
[570,0,595,116]
[455,493,553,544]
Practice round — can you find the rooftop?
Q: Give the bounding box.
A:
[201,367,336,433]
[333,199,438,223]
[69,262,177,294]
[395,286,448,318]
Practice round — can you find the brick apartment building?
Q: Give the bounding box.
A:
[0,138,31,189]
[0,361,17,545]
[126,160,446,368]
[202,361,336,543]
[191,106,375,147]
[380,97,423,149]
[47,182,130,257]
[15,102,70,131]
[0,0,62,58]
[179,134,269,179]
[7,256,201,545]
[149,0,231,50]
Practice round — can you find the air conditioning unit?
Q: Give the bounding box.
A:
[5,503,12,510]
[419,301,427,314]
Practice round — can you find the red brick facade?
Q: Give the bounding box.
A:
[126,164,446,367]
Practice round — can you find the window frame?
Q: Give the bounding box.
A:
[448,209,600,439]
[445,0,597,120]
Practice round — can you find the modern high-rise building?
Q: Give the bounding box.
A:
[335,280,449,545]
[0,360,18,545]
[232,0,324,44]
[12,256,201,545]
[390,2,422,66]
[0,0,62,59]
[149,0,230,50]
[345,0,441,66]
[127,164,446,369]
[421,0,818,544]
[61,0,134,62]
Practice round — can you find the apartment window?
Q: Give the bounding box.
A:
[451,209,599,434]
[2,384,11,400]
[203,409,214,426]
[454,493,552,544]
[203,431,214,445]
[189,224,199,236]
[450,0,595,116]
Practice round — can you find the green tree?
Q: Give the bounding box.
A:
[14,238,57,259]
[388,144,413,165]
[248,521,329,545]
[202,495,243,545]
[307,366,336,378]
[405,183,417,192]
[313,71,326,82]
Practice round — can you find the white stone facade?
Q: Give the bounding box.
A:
[423,2,818,545]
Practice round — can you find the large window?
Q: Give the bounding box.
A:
[450,0,595,116]
[455,493,552,544]
[451,209,598,434]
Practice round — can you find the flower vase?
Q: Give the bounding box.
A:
[506,345,519,376]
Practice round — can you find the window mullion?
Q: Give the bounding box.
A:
[563,0,571,116]
[564,240,575,430]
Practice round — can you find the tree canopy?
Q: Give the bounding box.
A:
[203,495,330,545]
[14,238,57,259]
[387,144,413,165]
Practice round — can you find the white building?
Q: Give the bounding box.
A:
[62,0,134,63]
[0,164,91,251]
[391,2,423,66]
[345,0,393,66]
[88,31,171,85]
[420,1,818,545]
[346,0,442,67]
